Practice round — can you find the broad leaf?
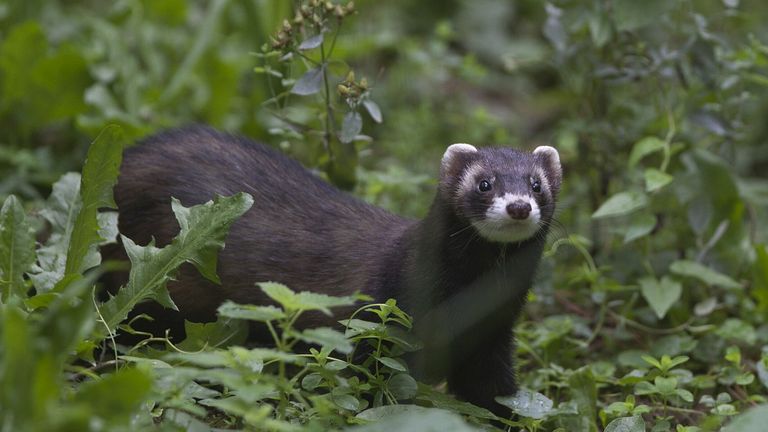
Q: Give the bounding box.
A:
[628,136,665,168]
[644,168,673,192]
[291,66,324,95]
[592,191,648,219]
[640,276,682,319]
[724,405,768,432]
[350,407,480,432]
[363,99,383,123]
[295,327,353,354]
[604,416,646,432]
[98,193,253,332]
[670,260,741,289]
[496,389,554,419]
[298,33,324,51]
[340,111,362,144]
[0,195,36,300]
[260,282,358,314]
[217,301,286,322]
[66,125,126,275]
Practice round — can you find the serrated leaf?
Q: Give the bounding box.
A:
[604,416,646,432]
[640,276,682,319]
[259,282,358,314]
[670,260,741,289]
[217,301,286,322]
[0,195,36,300]
[28,173,81,292]
[298,33,324,51]
[340,111,362,144]
[66,125,126,275]
[291,66,323,95]
[644,168,673,192]
[98,193,253,333]
[496,389,554,419]
[592,191,648,219]
[296,327,353,354]
[629,136,665,168]
[363,99,383,123]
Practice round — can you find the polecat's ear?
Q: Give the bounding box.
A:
[533,145,562,191]
[441,143,478,177]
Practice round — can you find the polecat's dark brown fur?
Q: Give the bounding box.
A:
[109,125,562,415]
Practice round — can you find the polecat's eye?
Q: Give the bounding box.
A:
[531,178,542,193]
[478,180,492,192]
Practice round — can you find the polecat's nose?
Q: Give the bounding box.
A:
[506,200,531,220]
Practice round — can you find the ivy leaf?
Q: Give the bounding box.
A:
[670,260,741,289]
[291,66,324,95]
[98,193,253,332]
[340,111,363,144]
[592,191,648,219]
[65,124,126,276]
[298,33,324,51]
[0,195,36,301]
[640,276,682,319]
[604,416,646,432]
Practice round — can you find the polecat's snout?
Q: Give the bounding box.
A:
[506,200,531,220]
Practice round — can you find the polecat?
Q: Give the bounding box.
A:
[110,126,562,415]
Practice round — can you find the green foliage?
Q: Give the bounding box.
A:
[1,0,768,431]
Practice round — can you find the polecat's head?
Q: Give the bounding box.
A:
[439,143,562,243]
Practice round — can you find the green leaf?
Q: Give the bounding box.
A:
[363,99,383,123]
[291,66,324,95]
[592,191,648,219]
[723,405,768,432]
[98,193,253,332]
[670,260,741,289]
[715,318,756,345]
[66,125,126,276]
[415,384,497,420]
[259,282,358,315]
[388,373,418,400]
[623,212,657,244]
[0,195,36,301]
[377,356,407,372]
[296,327,353,354]
[28,173,81,292]
[628,136,666,168]
[217,301,286,322]
[350,407,481,432]
[341,111,363,144]
[604,416,646,432]
[644,168,673,192]
[567,368,599,432]
[298,33,324,51]
[496,389,554,419]
[332,391,360,411]
[639,276,682,319]
[72,367,153,424]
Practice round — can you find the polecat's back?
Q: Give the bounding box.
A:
[114,126,410,325]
